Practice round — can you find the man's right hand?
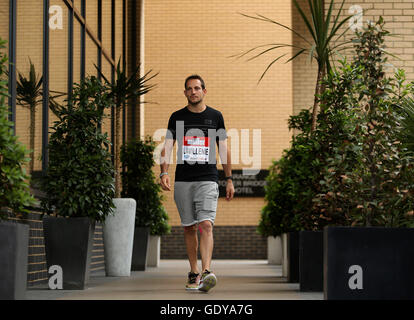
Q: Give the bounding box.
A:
[160,174,171,191]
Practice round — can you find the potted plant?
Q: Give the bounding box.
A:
[147,206,170,268]
[259,65,364,290]
[0,38,35,299]
[248,0,353,289]
[292,56,363,292]
[258,149,304,282]
[40,76,115,289]
[121,137,170,271]
[314,18,414,300]
[259,105,343,286]
[258,158,293,270]
[95,59,157,276]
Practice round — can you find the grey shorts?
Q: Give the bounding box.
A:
[174,181,219,227]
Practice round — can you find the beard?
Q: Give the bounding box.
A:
[187,96,202,106]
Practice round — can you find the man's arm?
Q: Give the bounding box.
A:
[160,138,175,191]
[219,139,234,201]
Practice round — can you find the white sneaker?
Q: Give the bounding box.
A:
[185,272,201,291]
[198,270,217,292]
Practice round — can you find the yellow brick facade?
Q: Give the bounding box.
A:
[143,0,293,226]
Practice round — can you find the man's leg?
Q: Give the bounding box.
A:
[184,224,199,273]
[194,182,218,292]
[199,220,214,272]
[198,220,217,293]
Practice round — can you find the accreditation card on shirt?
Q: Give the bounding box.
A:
[182,136,210,162]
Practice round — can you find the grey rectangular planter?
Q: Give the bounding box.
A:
[287,232,299,283]
[131,227,150,271]
[0,221,29,300]
[43,216,95,289]
[147,235,160,268]
[324,226,414,300]
[267,236,282,265]
[299,230,323,292]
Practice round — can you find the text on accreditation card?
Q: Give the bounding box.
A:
[183,136,210,162]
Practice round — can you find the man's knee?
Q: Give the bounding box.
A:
[184,224,197,233]
[199,220,213,234]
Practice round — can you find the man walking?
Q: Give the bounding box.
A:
[160,75,234,292]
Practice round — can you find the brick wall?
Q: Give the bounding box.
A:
[292,0,414,115]
[161,226,267,260]
[327,0,414,81]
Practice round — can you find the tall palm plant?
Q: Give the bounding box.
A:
[16,59,65,173]
[234,0,353,132]
[95,58,158,198]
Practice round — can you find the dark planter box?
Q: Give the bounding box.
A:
[324,226,414,300]
[131,227,150,271]
[299,230,323,292]
[0,221,29,300]
[43,216,95,289]
[287,232,299,283]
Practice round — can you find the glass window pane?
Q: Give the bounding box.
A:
[114,0,123,64]
[85,32,98,78]
[86,0,98,41]
[15,1,43,172]
[0,1,9,51]
[100,57,113,141]
[73,14,81,85]
[101,0,112,60]
[49,0,68,129]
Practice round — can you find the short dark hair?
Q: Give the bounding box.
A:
[184,74,205,90]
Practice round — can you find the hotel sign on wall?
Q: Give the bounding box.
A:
[217,170,268,197]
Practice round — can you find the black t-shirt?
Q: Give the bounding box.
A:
[166,106,227,182]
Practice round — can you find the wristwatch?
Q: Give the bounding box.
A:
[225,176,233,181]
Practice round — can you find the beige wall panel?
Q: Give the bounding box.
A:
[48,1,69,174]
[99,58,113,140]
[115,0,126,141]
[73,19,81,85]
[0,1,9,50]
[144,0,293,226]
[15,1,43,171]
[84,0,99,78]
[114,0,124,64]
[101,0,112,60]
[99,0,115,140]
[86,0,98,39]
[85,35,98,77]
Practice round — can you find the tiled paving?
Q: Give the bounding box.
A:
[25,259,323,300]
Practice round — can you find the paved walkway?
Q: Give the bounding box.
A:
[26,260,323,300]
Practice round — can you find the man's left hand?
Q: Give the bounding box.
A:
[226,180,235,201]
